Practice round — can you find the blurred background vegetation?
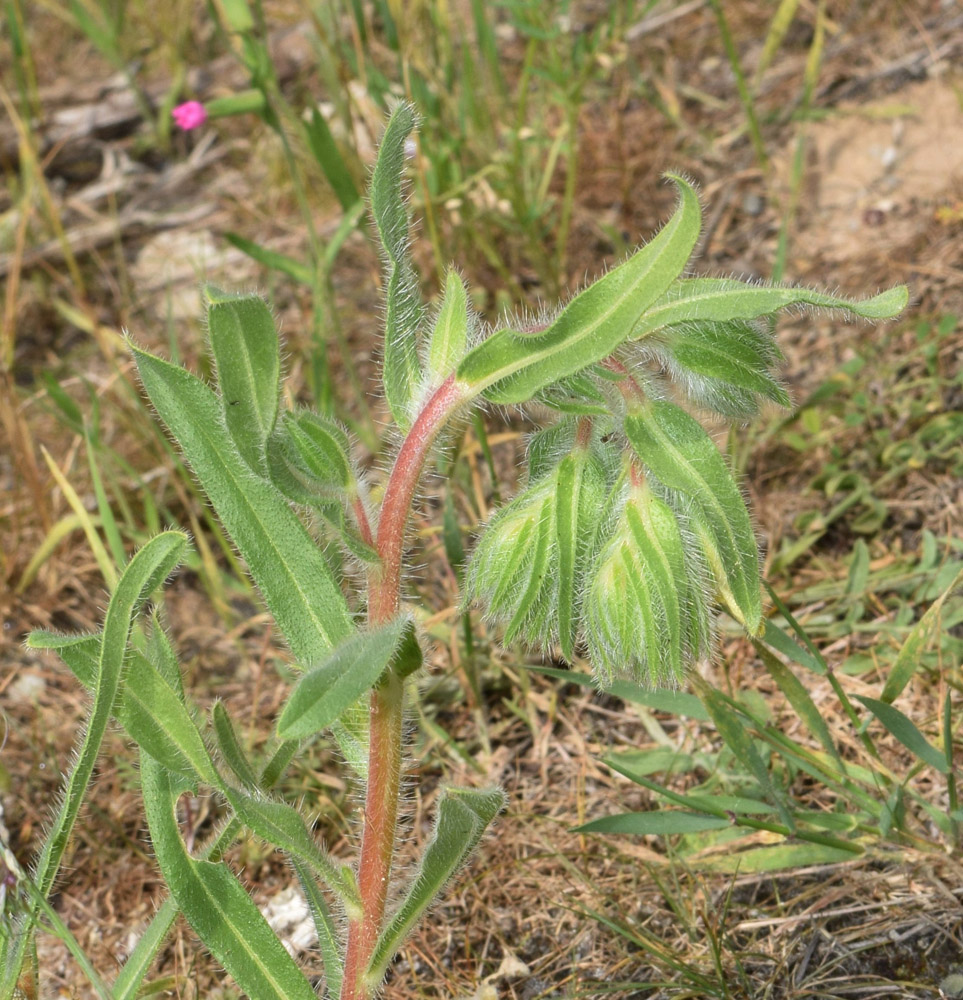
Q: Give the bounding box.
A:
[2,1,962,997]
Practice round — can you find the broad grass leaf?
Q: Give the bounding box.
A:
[305,105,361,211]
[880,563,963,704]
[633,277,909,338]
[855,696,950,774]
[131,344,354,662]
[371,102,424,428]
[693,842,861,873]
[458,175,701,404]
[755,642,843,769]
[277,619,408,740]
[204,287,280,473]
[140,755,318,1000]
[625,400,762,633]
[366,786,506,987]
[575,812,730,835]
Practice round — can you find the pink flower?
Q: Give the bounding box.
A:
[172,101,208,131]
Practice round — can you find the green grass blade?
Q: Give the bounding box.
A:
[880,563,963,703]
[754,641,844,769]
[366,786,506,988]
[370,102,425,429]
[204,287,281,473]
[131,343,354,661]
[140,755,318,1000]
[856,696,950,774]
[276,619,408,740]
[223,232,314,285]
[305,105,361,211]
[575,812,730,835]
[458,175,701,404]
[634,278,908,338]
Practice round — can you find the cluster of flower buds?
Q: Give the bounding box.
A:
[466,388,765,687]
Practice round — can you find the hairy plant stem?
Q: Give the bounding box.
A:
[341,374,470,1000]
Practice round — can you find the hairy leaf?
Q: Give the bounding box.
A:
[277,618,409,740]
[457,175,701,404]
[205,287,280,473]
[371,102,424,428]
[366,786,506,987]
[131,344,354,660]
[140,755,318,1000]
[583,481,703,685]
[633,277,908,338]
[427,267,470,382]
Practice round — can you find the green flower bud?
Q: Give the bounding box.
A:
[466,444,609,659]
[583,477,707,687]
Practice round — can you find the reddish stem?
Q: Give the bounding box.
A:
[601,356,646,408]
[341,374,469,1000]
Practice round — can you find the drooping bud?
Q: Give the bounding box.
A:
[466,440,609,659]
[583,475,706,687]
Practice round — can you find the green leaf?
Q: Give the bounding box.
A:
[633,277,909,339]
[305,105,361,211]
[204,287,281,472]
[458,175,701,404]
[292,859,344,998]
[221,787,360,908]
[366,786,506,987]
[427,268,470,382]
[212,702,259,790]
[272,409,354,498]
[371,102,424,429]
[652,319,789,415]
[3,533,187,996]
[575,811,730,835]
[692,676,791,827]
[695,842,860,873]
[277,619,409,740]
[855,696,950,774]
[140,755,318,1000]
[223,233,314,285]
[625,400,762,634]
[880,563,963,704]
[754,642,844,769]
[131,344,354,662]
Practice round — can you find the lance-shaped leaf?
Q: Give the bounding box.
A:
[131,344,354,660]
[212,701,260,790]
[649,319,790,416]
[204,286,280,473]
[140,755,319,1000]
[277,618,409,740]
[632,277,908,339]
[855,696,950,774]
[371,102,424,428]
[365,786,506,988]
[624,400,762,634]
[457,175,701,405]
[583,480,703,686]
[28,631,201,783]
[3,533,188,994]
[427,267,470,383]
